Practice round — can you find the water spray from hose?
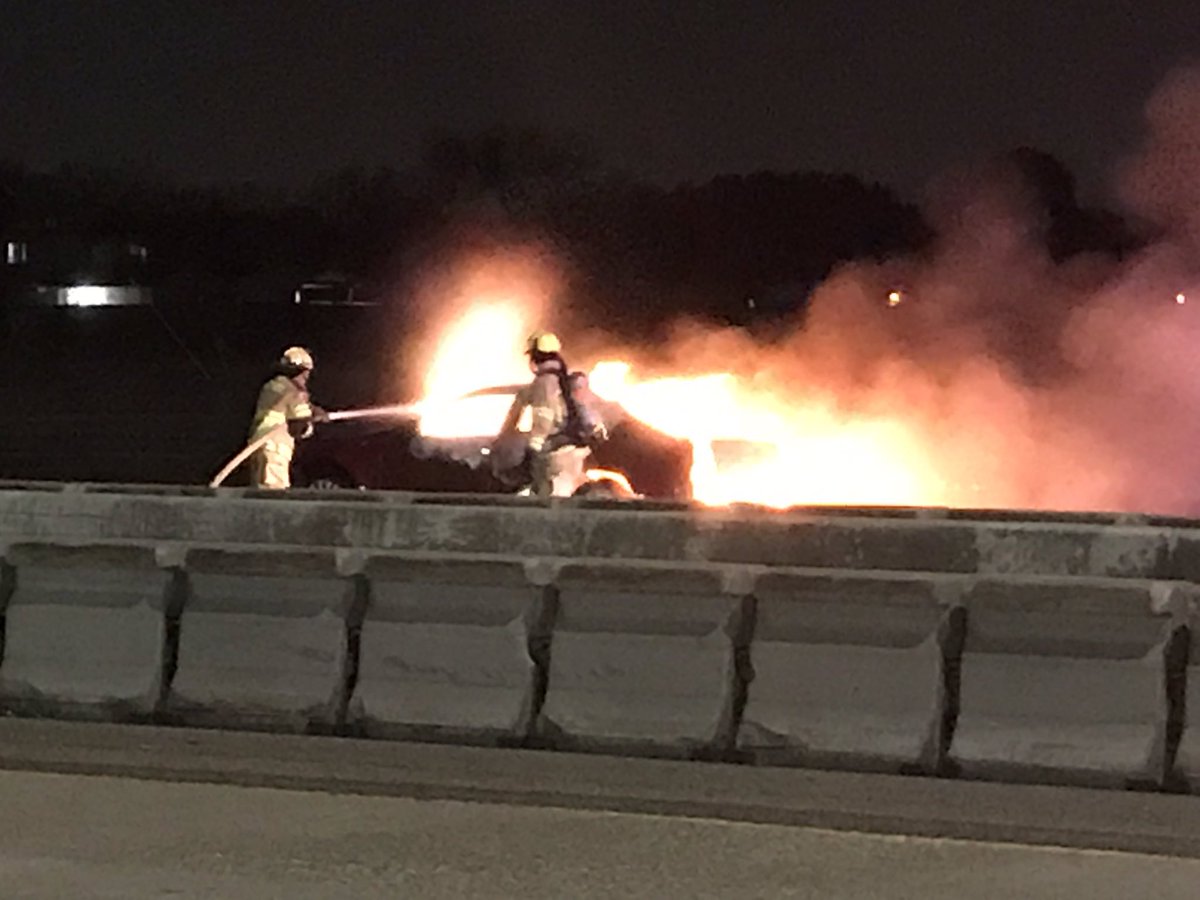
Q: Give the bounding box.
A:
[324,403,421,423]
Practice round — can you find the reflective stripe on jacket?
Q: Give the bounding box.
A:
[249,375,313,445]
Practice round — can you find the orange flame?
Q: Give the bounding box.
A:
[416,301,533,437]
[586,361,946,507]
[409,248,556,438]
[413,282,952,507]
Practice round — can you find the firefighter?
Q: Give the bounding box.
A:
[247,345,326,489]
[496,331,592,497]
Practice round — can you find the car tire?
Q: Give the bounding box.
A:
[574,477,635,499]
[309,477,350,491]
[300,470,358,491]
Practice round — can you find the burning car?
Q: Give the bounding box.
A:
[291,383,694,500]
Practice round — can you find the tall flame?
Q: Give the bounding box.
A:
[417,302,533,437]
[414,288,951,508]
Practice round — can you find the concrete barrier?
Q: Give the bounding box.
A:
[3,486,1200,795]
[950,576,1188,788]
[349,555,552,744]
[166,547,355,733]
[738,569,963,773]
[0,542,176,719]
[0,486,1190,579]
[3,480,1192,526]
[537,561,751,757]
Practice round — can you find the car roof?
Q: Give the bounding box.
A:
[459,384,524,398]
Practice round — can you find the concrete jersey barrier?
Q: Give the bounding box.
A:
[165,547,357,733]
[0,529,1197,794]
[0,542,176,719]
[350,555,553,743]
[536,561,752,757]
[949,576,1193,788]
[738,569,965,774]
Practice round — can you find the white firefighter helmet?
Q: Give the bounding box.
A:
[280,345,314,371]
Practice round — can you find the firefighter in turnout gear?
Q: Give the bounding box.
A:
[495,331,601,497]
[247,346,326,489]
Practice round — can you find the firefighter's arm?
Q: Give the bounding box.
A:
[526,375,559,452]
[285,389,319,438]
[497,388,527,437]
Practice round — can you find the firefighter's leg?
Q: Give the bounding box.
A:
[249,450,267,488]
[548,446,590,497]
[530,450,553,497]
[255,442,293,490]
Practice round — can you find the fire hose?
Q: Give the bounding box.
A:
[208,386,567,490]
[207,403,421,488]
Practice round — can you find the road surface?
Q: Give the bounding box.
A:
[1,720,1200,898]
[2,769,1200,900]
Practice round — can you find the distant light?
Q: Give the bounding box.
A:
[1177,293,1187,305]
[6,241,27,265]
[64,286,114,307]
[887,290,903,307]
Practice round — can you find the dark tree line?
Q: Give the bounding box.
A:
[0,132,1139,332]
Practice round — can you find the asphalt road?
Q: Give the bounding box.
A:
[2,719,1200,898]
[4,720,1200,857]
[2,769,1199,900]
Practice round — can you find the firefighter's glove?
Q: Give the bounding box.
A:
[288,417,316,439]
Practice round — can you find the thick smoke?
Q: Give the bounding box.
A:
[603,63,1200,514]
[408,64,1200,515]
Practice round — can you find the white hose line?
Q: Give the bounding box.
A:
[208,424,287,488]
[209,393,487,488]
[208,404,422,488]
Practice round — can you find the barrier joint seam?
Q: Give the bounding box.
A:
[724,593,758,763]
[1162,623,1191,791]
[525,584,560,749]
[936,604,968,778]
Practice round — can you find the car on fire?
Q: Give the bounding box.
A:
[291,384,694,500]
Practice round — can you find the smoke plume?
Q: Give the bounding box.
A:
[409,64,1200,515]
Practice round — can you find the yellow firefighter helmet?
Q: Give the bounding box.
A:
[526,331,562,356]
[280,345,314,371]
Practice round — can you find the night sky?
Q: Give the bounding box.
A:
[3,1,1198,201]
